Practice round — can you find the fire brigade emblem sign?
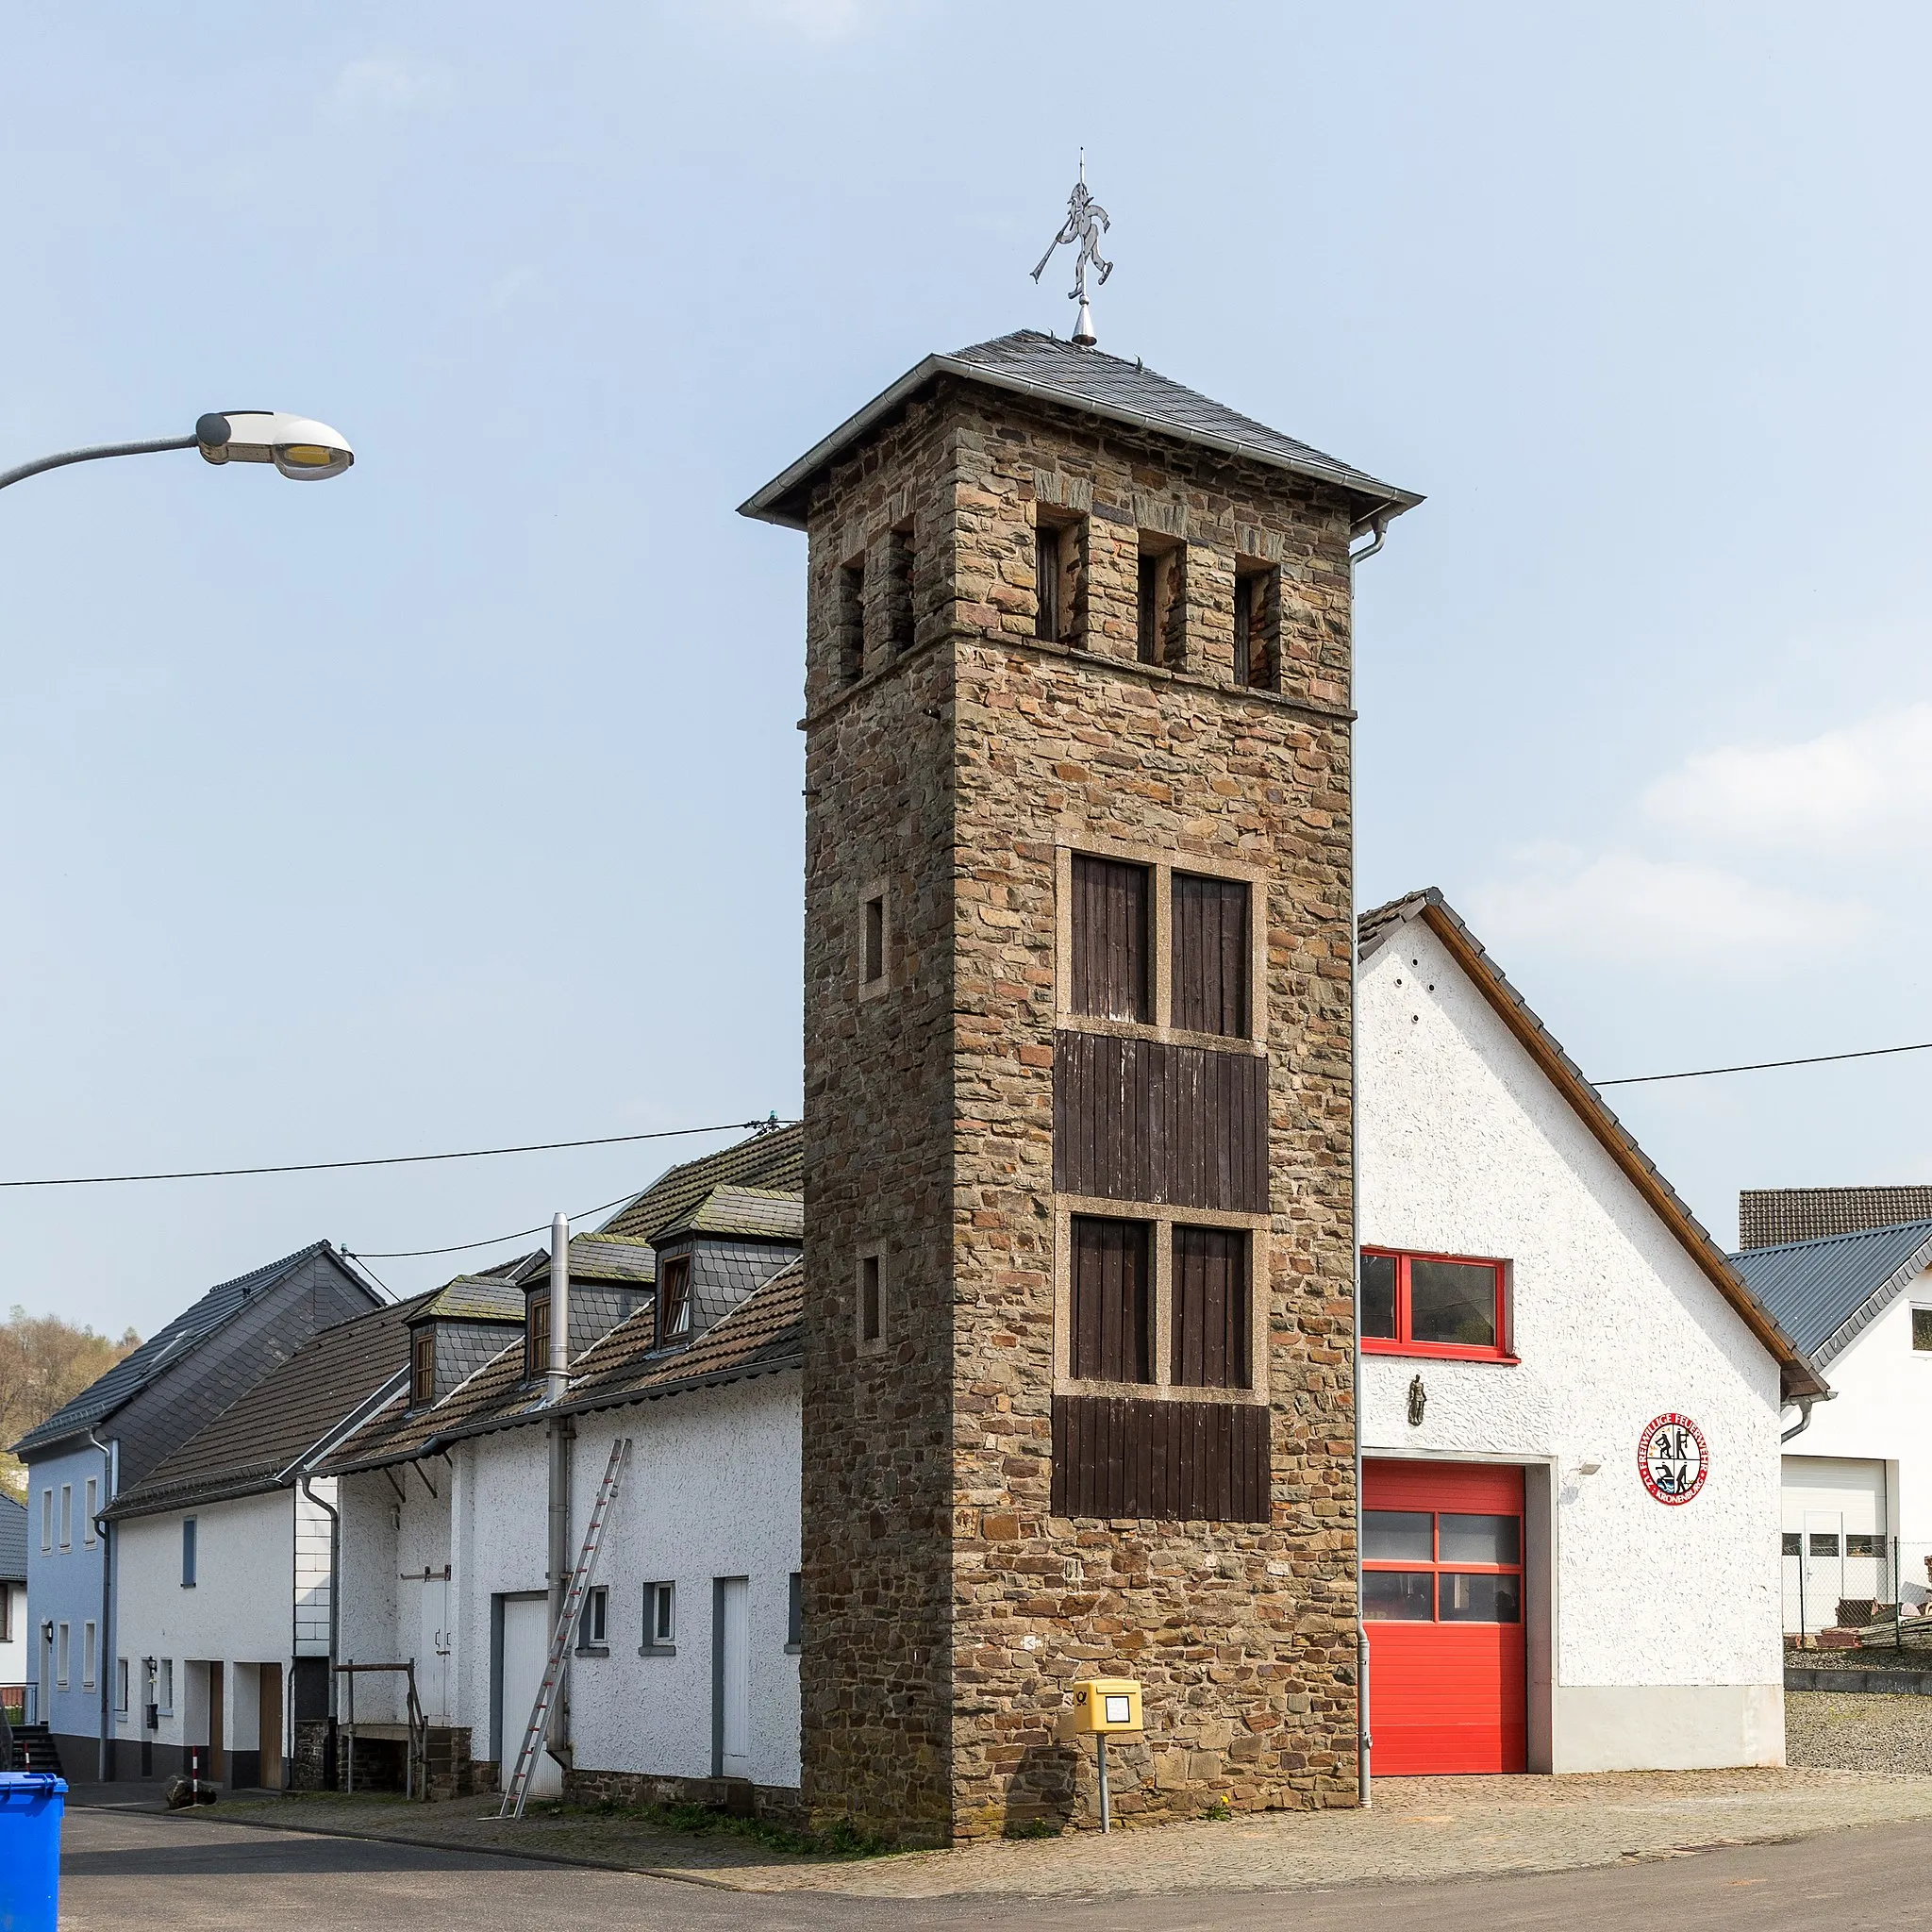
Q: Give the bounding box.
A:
[1639,1412,1708,1505]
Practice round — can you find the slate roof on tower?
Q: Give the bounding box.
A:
[1361,887,1827,1402]
[740,330,1422,531]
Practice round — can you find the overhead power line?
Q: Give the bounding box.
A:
[344,1189,643,1263]
[0,1118,791,1191]
[1597,1041,1932,1088]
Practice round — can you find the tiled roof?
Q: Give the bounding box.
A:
[318,1261,805,1474]
[1359,888,1826,1403]
[0,1493,26,1583]
[599,1125,802,1244]
[415,1275,525,1324]
[1739,1187,1932,1251]
[1730,1219,1932,1368]
[741,330,1422,531]
[655,1186,804,1246]
[12,1241,341,1457]
[105,1293,429,1520]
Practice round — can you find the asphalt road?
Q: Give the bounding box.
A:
[57,1804,1927,1932]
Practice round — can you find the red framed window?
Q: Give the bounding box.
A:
[1360,1248,1512,1361]
[1362,1479,1524,1624]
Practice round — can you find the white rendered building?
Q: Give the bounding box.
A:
[1356,891,1823,1775]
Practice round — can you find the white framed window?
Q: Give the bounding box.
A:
[577,1586,608,1653]
[56,1622,70,1689]
[82,1620,97,1690]
[640,1580,676,1655]
[83,1476,98,1545]
[159,1658,175,1715]
[1912,1307,1932,1352]
[41,1489,51,1553]
[59,1484,72,1551]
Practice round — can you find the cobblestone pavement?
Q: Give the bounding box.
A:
[193,1757,1932,1898]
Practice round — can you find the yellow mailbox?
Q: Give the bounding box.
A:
[1062,1677,1143,1738]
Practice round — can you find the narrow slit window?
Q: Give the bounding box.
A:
[59,1484,71,1550]
[1232,564,1279,691]
[1069,1215,1153,1384]
[836,557,866,684]
[862,894,885,986]
[788,1571,804,1648]
[1171,1225,1251,1389]
[887,523,914,655]
[1171,871,1250,1037]
[181,1518,196,1589]
[1136,538,1183,667]
[579,1586,608,1649]
[1137,552,1159,664]
[117,1656,129,1715]
[83,1477,97,1546]
[1070,854,1150,1023]
[1035,525,1061,642]
[859,1254,883,1348]
[658,1254,692,1343]
[82,1621,96,1690]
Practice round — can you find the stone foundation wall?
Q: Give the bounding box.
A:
[566,1768,806,1827]
[797,375,1360,1844]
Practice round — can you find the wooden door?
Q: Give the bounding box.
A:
[1363,1461,1526,1774]
[258,1663,283,1790]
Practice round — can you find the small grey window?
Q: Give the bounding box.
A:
[1847,1533,1885,1558]
[58,1484,72,1551]
[159,1658,175,1714]
[40,1489,51,1553]
[117,1656,129,1715]
[641,1580,676,1655]
[787,1571,803,1651]
[1913,1307,1932,1352]
[1808,1531,1840,1557]
[1782,1531,1801,1557]
[83,1477,98,1546]
[181,1517,197,1589]
[56,1622,70,1689]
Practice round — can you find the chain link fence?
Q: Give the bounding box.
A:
[1783,1536,1932,1641]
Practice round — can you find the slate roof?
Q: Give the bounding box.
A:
[655,1186,804,1246]
[318,1260,805,1475]
[740,330,1422,532]
[104,1293,428,1521]
[563,1234,658,1283]
[1729,1219,1932,1369]
[1360,888,1827,1403]
[12,1241,354,1458]
[1740,1187,1932,1252]
[414,1275,526,1324]
[0,1493,26,1583]
[600,1125,802,1244]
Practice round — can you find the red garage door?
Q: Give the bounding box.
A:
[1364,1460,1525,1774]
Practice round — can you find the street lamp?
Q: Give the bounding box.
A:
[0,410,354,492]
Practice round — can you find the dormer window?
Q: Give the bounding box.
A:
[411,1328,436,1407]
[526,1290,551,1380]
[658,1256,691,1345]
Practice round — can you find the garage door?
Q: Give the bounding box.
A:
[1364,1460,1525,1774]
[1782,1456,1888,1633]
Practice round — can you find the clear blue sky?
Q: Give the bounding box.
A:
[4,3,1929,1338]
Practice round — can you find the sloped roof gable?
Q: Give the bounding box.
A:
[1729,1218,1932,1368]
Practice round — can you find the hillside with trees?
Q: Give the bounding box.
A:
[0,1307,141,1498]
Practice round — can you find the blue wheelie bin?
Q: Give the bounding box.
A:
[0,1772,67,1932]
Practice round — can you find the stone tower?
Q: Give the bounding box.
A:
[742,331,1417,1844]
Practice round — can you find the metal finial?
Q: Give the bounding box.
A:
[1030,155,1113,347]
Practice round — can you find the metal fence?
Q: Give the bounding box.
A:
[1,1681,36,1724]
[1783,1536,1932,1640]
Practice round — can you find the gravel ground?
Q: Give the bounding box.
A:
[192,1763,1932,1898]
[1785,1690,1932,1774]
[1788,1642,1932,1673]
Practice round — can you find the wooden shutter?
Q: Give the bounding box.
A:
[1069,1215,1152,1384]
[1171,1226,1249,1388]
[1036,527,1060,641]
[1070,855,1150,1022]
[1052,1396,1270,1521]
[1171,872,1249,1037]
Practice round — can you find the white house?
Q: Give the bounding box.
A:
[102,1295,413,1787]
[1,1494,26,1706]
[319,1130,806,1812]
[1728,1198,1932,1633]
[1356,890,1824,1776]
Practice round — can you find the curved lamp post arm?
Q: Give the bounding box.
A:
[0,435,198,492]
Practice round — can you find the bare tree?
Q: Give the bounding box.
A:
[0,1307,141,1498]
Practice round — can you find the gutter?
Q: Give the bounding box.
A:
[1781,1391,1834,1443]
[299,1474,341,1754]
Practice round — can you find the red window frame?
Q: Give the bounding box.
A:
[1361,1460,1524,1624]
[1360,1246,1515,1363]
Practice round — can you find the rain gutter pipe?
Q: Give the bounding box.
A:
[545,1212,574,1770]
[86,1427,115,1781]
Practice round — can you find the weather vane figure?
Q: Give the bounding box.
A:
[1031,154,1112,346]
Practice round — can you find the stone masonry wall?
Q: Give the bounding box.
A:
[799,375,1359,1845]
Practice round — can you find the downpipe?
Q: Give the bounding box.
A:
[300,1474,341,1786]
[86,1428,114,1782]
[546,1211,574,1773]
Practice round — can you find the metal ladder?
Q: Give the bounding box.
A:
[497,1435,631,1819]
